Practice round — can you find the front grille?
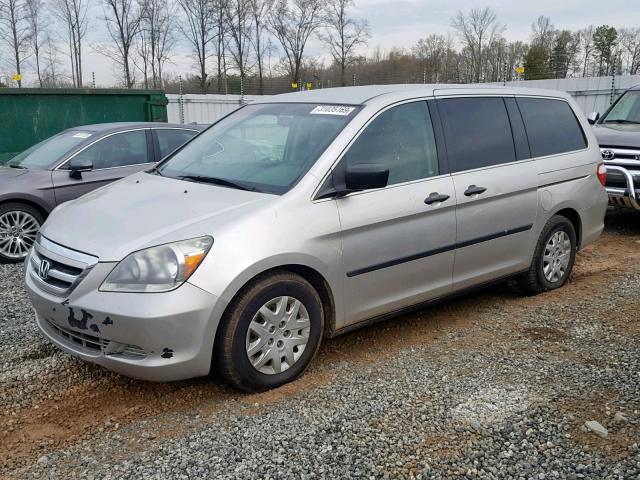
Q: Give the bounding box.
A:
[28,235,98,297]
[45,318,147,359]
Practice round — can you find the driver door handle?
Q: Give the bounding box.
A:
[464,185,487,196]
[424,192,450,205]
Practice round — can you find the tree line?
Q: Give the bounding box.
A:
[0,2,639,93]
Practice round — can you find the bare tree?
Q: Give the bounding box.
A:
[531,15,555,51]
[41,36,64,85]
[578,25,595,77]
[177,0,218,92]
[0,0,30,87]
[318,0,369,86]
[136,0,174,87]
[52,0,89,86]
[451,7,505,83]
[24,0,44,86]
[248,0,272,93]
[619,28,640,74]
[269,0,325,84]
[224,0,252,80]
[103,0,143,87]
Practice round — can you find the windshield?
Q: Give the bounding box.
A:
[157,103,360,194]
[602,91,640,124]
[7,130,94,169]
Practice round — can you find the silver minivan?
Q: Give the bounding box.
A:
[25,85,608,392]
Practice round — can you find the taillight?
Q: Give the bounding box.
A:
[597,163,607,186]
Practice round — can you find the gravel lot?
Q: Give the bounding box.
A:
[1,208,639,480]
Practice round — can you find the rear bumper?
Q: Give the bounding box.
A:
[605,165,640,210]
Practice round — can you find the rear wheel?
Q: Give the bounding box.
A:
[0,203,43,264]
[517,215,577,295]
[214,271,324,392]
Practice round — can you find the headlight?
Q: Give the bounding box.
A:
[101,236,213,293]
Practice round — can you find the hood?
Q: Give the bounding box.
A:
[41,172,273,261]
[0,166,29,179]
[592,123,640,149]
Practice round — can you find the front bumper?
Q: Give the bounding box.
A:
[25,254,225,382]
[605,165,640,210]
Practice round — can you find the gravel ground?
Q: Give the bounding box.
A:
[1,208,639,479]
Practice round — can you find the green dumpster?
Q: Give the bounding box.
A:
[0,88,168,163]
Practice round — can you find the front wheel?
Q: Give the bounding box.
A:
[517,215,577,295]
[0,203,44,264]
[214,271,324,392]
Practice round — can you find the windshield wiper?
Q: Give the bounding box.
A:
[176,175,259,192]
[7,164,26,169]
[604,119,640,124]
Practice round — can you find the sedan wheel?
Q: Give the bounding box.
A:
[0,209,41,262]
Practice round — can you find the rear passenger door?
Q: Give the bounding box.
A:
[335,100,457,324]
[435,94,538,290]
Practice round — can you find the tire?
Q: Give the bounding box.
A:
[516,215,577,295]
[0,202,44,264]
[214,271,324,393]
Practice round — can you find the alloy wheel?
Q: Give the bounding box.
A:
[0,210,40,259]
[542,231,571,283]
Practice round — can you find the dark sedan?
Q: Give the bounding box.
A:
[0,122,205,263]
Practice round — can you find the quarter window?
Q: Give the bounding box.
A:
[342,101,439,185]
[516,98,587,157]
[438,97,516,172]
[72,130,149,169]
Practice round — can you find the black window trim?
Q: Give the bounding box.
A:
[313,97,449,201]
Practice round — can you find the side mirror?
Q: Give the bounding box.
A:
[345,163,389,191]
[68,158,93,178]
[587,111,600,125]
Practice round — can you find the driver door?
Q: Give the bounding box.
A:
[336,100,457,325]
[52,129,154,205]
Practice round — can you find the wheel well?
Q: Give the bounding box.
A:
[0,199,48,221]
[555,208,582,248]
[223,264,337,339]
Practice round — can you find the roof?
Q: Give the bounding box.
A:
[66,122,206,133]
[254,84,573,106]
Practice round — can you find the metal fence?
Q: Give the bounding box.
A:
[167,75,640,124]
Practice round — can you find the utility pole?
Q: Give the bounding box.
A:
[179,75,185,124]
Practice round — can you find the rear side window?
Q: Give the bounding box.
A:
[437,97,516,172]
[156,129,198,159]
[516,98,587,157]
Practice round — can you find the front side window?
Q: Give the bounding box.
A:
[342,101,439,185]
[517,98,587,157]
[438,97,516,172]
[71,130,149,169]
[158,103,359,194]
[602,90,640,124]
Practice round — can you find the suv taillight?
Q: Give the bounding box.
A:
[597,163,607,186]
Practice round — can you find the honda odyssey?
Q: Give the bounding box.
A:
[25,85,608,392]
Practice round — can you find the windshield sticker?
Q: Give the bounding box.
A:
[310,105,356,116]
[72,132,92,139]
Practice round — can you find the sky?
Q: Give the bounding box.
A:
[4,0,640,87]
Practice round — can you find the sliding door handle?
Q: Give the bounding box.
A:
[464,185,487,196]
[424,192,450,205]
